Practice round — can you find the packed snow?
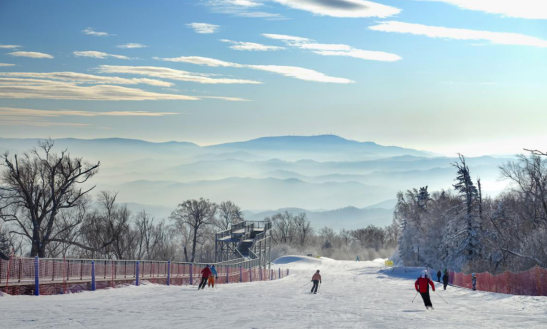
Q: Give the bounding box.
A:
[1,256,546,328]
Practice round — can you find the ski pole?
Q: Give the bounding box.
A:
[299,281,312,288]
[412,291,418,303]
[434,290,448,304]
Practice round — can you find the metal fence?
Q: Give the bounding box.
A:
[0,257,289,296]
[448,266,547,296]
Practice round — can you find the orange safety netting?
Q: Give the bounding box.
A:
[449,266,547,296]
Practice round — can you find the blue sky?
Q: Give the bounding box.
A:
[0,0,546,155]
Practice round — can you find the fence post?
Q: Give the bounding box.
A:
[226,265,229,284]
[278,268,281,279]
[190,264,193,285]
[34,256,40,296]
[135,261,140,287]
[63,257,67,294]
[250,267,252,282]
[270,269,273,280]
[167,261,171,286]
[239,264,243,283]
[91,260,96,291]
[111,260,114,289]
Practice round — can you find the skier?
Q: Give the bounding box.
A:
[436,270,441,283]
[472,273,477,291]
[415,271,435,310]
[208,265,218,288]
[442,269,449,290]
[311,270,321,294]
[198,265,212,290]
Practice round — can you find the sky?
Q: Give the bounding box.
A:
[0,0,546,156]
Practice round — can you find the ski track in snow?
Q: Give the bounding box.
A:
[1,257,546,328]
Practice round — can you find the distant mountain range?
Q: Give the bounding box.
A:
[123,200,397,230]
[0,135,514,229]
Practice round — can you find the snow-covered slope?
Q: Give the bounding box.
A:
[1,258,546,328]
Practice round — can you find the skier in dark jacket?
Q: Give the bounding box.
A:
[442,270,449,290]
[472,273,477,291]
[415,271,435,310]
[436,270,441,283]
[198,265,212,290]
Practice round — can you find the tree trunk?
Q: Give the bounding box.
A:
[31,227,41,257]
[191,226,198,263]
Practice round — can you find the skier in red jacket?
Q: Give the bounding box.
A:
[198,265,212,290]
[415,271,435,310]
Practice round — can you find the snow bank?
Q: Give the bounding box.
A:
[272,255,321,264]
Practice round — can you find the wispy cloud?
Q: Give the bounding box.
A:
[0,63,15,67]
[8,51,54,59]
[187,23,220,34]
[98,65,261,84]
[263,33,402,61]
[159,56,244,67]
[418,0,547,20]
[369,21,547,48]
[220,39,285,51]
[201,96,251,101]
[249,65,354,83]
[271,0,401,18]
[0,81,201,101]
[203,0,284,19]
[157,56,354,83]
[74,51,131,60]
[0,77,248,101]
[117,43,148,49]
[0,44,20,49]
[0,72,173,87]
[0,118,90,127]
[0,107,177,117]
[82,27,111,37]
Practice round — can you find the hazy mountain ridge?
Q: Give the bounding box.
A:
[0,135,511,228]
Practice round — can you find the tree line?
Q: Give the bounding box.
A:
[267,211,399,260]
[395,151,547,274]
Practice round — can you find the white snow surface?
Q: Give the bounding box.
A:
[2,257,547,328]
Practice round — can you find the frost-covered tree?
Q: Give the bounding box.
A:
[216,201,244,230]
[451,154,482,264]
[0,225,11,260]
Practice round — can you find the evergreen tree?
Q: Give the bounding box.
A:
[452,154,482,262]
[0,229,10,260]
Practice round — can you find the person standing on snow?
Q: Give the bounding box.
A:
[415,271,435,310]
[436,270,441,283]
[208,265,218,288]
[311,270,321,294]
[472,273,477,291]
[442,270,449,290]
[198,265,212,290]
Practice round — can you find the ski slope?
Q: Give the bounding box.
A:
[1,257,546,328]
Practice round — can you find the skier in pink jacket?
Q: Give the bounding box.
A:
[311,270,321,294]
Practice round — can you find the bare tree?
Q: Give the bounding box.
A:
[77,191,133,259]
[0,139,100,257]
[270,211,296,244]
[170,198,217,262]
[216,201,243,230]
[294,213,313,247]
